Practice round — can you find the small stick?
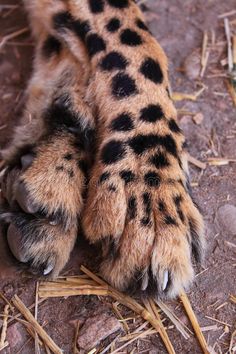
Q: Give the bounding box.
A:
[218,10,236,19]
[0,27,28,50]
[180,292,210,354]
[12,295,62,354]
[187,154,207,170]
[224,18,233,73]
[35,282,41,354]
[0,304,9,349]
[201,31,209,77]
[110,328,153,354]
[39,288,108,298]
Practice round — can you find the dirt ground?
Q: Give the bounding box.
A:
[0,0,236,353]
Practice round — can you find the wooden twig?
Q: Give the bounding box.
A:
[0,304,9,350]
[12,295,62,354]
[187,154,207,170]
[0,27,28,50]
[180,292,210,354]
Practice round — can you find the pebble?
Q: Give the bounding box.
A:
[6,323,23,349]
[183,49,201,80]
[217,204,236,234]
[77,312,122,351]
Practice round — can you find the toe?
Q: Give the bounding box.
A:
[15,181,39,214]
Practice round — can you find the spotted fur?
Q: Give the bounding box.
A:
[0,0,205,298]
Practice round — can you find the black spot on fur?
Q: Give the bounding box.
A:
[168,119,182,134]
[67,168,74,178]
[86,33,106,57]
[144,171,160,187]
[150,152,170,169]
[89,0,104,13]
[158,200,166,212]
[120,29,143,46]
[107,0,129,9]
[140,104,163,123]
[101,140,126,164]
[53,12,90,42]
[41,36,62,58]
[112,73,138,98]
[99,172,110,183]
[140,57,163,84]
[77,160,88,177]
[136,18,149,31]
[164,215,178,226]
[64,153,73,160]
[100,51,128,71]
[110,113,134,131]
[174,195,185,222]
[119,170,135,184]
[55,165,64,171]
[141,192,152,226]
[108,184,116,192]
[129,134,177,157]
[106,18,121,32]
[127,196,137,220]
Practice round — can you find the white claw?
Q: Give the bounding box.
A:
[162,270,169,291]
[43,264,54,275]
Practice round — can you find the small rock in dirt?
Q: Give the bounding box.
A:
[192,112,204,125]
[183,49,201,80]
[7,323,23,349]
[77,312,122,351]
[217,204,236,235]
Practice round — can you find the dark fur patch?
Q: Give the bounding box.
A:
[89,0,104,13]
[41,36,62,58]
[55,165,64,171]
[112,73,138,98]
[168,119,182,134]
[53,12,90,42]
[64,153,73,160]
[120,29,143,46]
[140,104,163,123]
[127,196,137,220]
[107,0,129,9]
[100,51,128,71]
[150,152,170,169]
[140,57,163,84]
[86,33,106,57]
[108,184,116,192]
[67,168,74,178]
[77,160,88,177]
[158,200,166,212]
[119,170,135,184]
[144,171,160,187]
[99,172,111,183]
[106,18,121,32]
[141,192,152,226]
[189,217,203,262]
[110,113,134,131]
[101,140,126,164]
[136,18,149,31]
[128,134,177,157]
[164,215,178,226]
[45,94,95,151]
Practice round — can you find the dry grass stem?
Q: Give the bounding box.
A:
[226,80,236,106]
[112,302,130,333]
[205,316,231,327]
[172,86,206,101]
[200,325,220,332]
[218,10,236,19]
[110,328,154,354]
[180,291,210,354]
[0,304,9,350]
[229,295,236,304]
[207,157,236,166]
[187,154,207,170]
[229,329,236,354]
[201,31,210,77]
[155,300,192,338]
[12,295,62,354]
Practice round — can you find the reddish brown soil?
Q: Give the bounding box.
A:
[0,1,235,353]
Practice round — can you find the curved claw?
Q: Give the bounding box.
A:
[43,263,54,275]
[162,270,169,291]
[15,181,39,214]
[7,223,30,263]
[21,154,35,171]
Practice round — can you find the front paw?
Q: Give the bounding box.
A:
[83,163,204,299]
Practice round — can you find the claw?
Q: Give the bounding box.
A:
[15,181,38,214]
[162,270,169,291]
[43,264,54,275]
[7,223,30,263]
[21,154,35,171]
